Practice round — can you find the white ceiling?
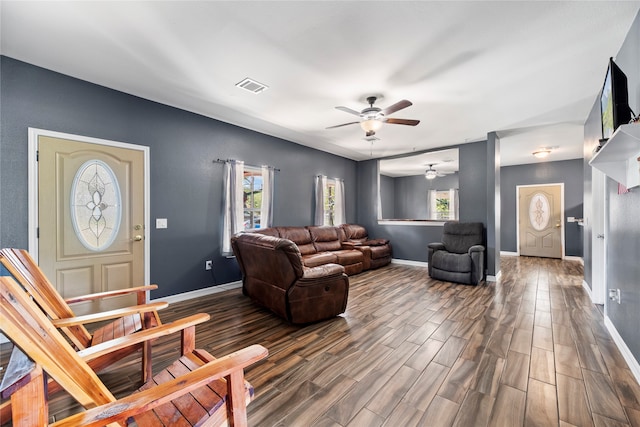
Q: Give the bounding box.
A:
[2,1,639,168]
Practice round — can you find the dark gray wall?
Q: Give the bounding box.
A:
[586,12,640,360]
[391,173,459,219]
[380,174,395,219]
[501,159,584,257]
[0,56,356,298]
[357,141,495,266]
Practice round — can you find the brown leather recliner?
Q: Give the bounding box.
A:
[340,224,392,269]
[231,232,349,324]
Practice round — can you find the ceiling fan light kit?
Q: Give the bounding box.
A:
[360,119,383,133]
[328,95,420,137]
[425,170,438,180]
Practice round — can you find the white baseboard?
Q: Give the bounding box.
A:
[151,281,242,304]
[604,316,640,385]
[486,270,501,282]
[582,280,593,301]
[564,256,584,264]
[500,251,519,257]
[391,259,429,268]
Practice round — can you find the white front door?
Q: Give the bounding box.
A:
[518,184,564,259]
[30,129,149,315]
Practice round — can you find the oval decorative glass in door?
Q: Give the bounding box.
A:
[528,192,550,231]
[70,159,122,251]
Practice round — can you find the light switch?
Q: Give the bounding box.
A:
[156,218,167,229]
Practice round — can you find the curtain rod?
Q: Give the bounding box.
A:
[214,158,280,172]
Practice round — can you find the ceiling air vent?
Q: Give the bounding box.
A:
[235,78,269,94]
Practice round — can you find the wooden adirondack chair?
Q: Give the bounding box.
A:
[0,248,165,383]
[0,275,268,427]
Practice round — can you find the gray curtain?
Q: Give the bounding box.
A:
[259,165,275,228]
[334,178,345,225]
[222,160,244,255]
[314,175,326,226]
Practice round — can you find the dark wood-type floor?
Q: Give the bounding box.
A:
[5,256,640,426]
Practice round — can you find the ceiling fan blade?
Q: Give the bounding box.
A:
[335,106,363,116]
[381,99,412,116]
[326,121,360,129]
[385,118,420,126]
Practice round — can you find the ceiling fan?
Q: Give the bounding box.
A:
[424,164,452,180]
[326,96,420,136]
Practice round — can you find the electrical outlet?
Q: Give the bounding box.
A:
[609,288,621,304]
[205,260,212,270]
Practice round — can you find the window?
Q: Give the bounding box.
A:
[223,161,274,255]
[323,180,336,226]
[314,175,345,226]
[243,167,263,230]
[428,189,458,220]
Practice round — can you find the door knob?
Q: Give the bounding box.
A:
[133,235,143,241]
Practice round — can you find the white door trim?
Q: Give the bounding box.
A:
[516,183,565,259]
[592,169,608,306]
[28,128,151,287]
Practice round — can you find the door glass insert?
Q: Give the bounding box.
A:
[70,160,122,251]
[529,192,550,231]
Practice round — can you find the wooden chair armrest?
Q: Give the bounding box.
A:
[52,345,269,427]
[78,313,211,361]
[51,302,168,328]
[64,285,158,304]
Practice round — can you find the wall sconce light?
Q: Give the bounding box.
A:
[532,149,551,159]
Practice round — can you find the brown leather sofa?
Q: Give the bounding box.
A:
[231,232,349,324]
[251,224,391,274]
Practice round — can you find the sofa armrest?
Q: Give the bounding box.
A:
[363,238,389,246]
[468,244,485,254]
[428,242,446,251]
[427,242,446,276]
[301,263,345,280]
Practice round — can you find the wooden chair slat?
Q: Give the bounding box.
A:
[154,368,210,425]
[181,352,230,402]
[166,355,226,415]
[122,313,138,336]
[9,365,48,427]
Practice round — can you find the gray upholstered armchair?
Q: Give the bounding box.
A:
[428,222,485,285]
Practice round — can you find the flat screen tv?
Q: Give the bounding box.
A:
[600,57,631,139]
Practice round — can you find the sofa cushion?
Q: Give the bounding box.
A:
[277,227,316,255]
[302,252,338,267]
[431,251,472,273]
[333,249,364,266]
[308,226,342,252]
